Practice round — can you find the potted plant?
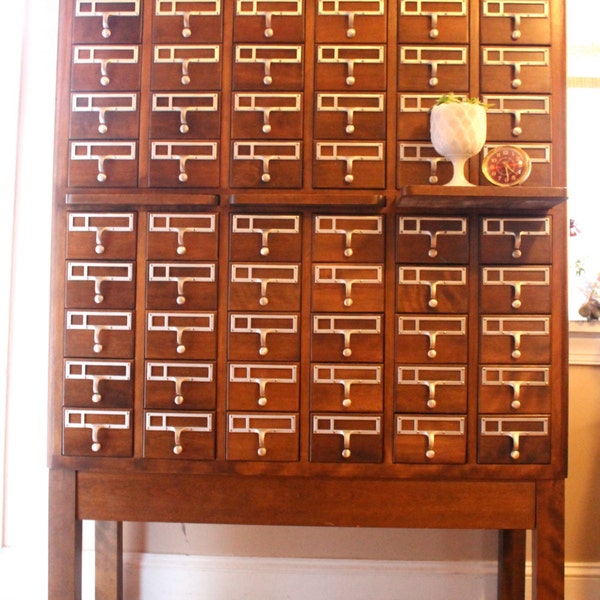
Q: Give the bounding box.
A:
[430,93,488,186]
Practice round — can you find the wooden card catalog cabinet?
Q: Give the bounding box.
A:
[50,0,568,598]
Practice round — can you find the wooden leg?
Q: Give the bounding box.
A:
[532,479,565,599]
[49,469,82,600]
[95,521,123,600]
[498,529,526,600]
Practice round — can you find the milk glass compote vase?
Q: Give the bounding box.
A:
[430,97,487,186]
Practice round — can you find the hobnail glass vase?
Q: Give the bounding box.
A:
[430,102,487,186]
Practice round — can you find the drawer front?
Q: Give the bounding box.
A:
[73,0,142,44]
[394,415,466,463]
[230,214,301,261]
[310,414,383,463]
[64,310,134,358]
[146,262,217,310]
[148,142,220,188]
[228,313,300,361]
[145,312,217,359]
[144,361,216,409]
[233,45,303,90]
[233,0,304,42]
[480,316,551,363]
[481,47,551,94]
[311,364,383,412]
[480,266,551,313]
[316,0,386,43]
[398,45,468,91]
[397,216,469,263]
[478,416,551,464]
[229,263,301,311]
[396,365,467,413]
[480,0,551,45]
[150,93,221,139]
[315,93,385,139]
[232,93,303,139]
[483,94,552,142]
[147,213,218,260]
[144,411,215,459]
[316,45,386,90]
[227,413,299,460]
[396,266,468,313]
[311,314,383,362]
[398,0,468,44]
[70,92,139,139]
[63,359,134,408]
[63,408,132,456]
[66,212,137,260]
[312,264,384,312]
[479,366,551,413]
[313,142,385,188]
[152,45,222,90]
[480,217,552,264]
[396,316,467,363]
[227,363,300,411]
[313,215,384,262]
[71,45,140,91]
[153,0,223,43]
[68,141,138,187]
[65,261,135,309]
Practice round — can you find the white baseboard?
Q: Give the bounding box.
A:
[2,548,600,599]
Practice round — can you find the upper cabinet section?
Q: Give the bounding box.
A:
[60,0,565,194]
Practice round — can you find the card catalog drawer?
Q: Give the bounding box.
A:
[71,45,140,91]
[147,213,218,260]
[481,266,551,313]
[396,266,468,313]
[233,0,304,42]
[150,93,221,138]
[396,316,467,363]
[73,0,142,44]
[233,45,303,90]
[316,0,386,43]
[480,46,551,93]
[315,93,385,139]
[397,216,469,263]
[70,92,139,139]
[315,45,386,90]
[145,361,216,409]
[231,141,302,188]
[480,217,552,264]
[63,359,133,408]
[145,312,216,359]
[397,143,454,186]
[148,141,220,187]
[398,0,468,43]
[479,366,551,413]
[228,313,300,360]
[144,411,215,459]
[63,408,132,456]
[481,0,551,45]
[483,95,551,142]
[478,415,550,463]
[313,215,384,262]
[227,413,299,460]
[396,365,467,413]
[232,93,303,139]
[153,0,223,43]
[67,212,136,259]
[311,364,383,411]
[146,262,217,310]
[65,261,135,309]
[313,142,385,188]
[228,363,300,411]
[480,316,551,363]
[311,414,383,462]
[312,264,384,311]
[229,263,301,310]
[230,214,301,261]
[152,45,221,90]
[65,310,134,358]
[68,142,138,187]
[311,314,383,362]
[394,415,466,463]
[398,46,468,91]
